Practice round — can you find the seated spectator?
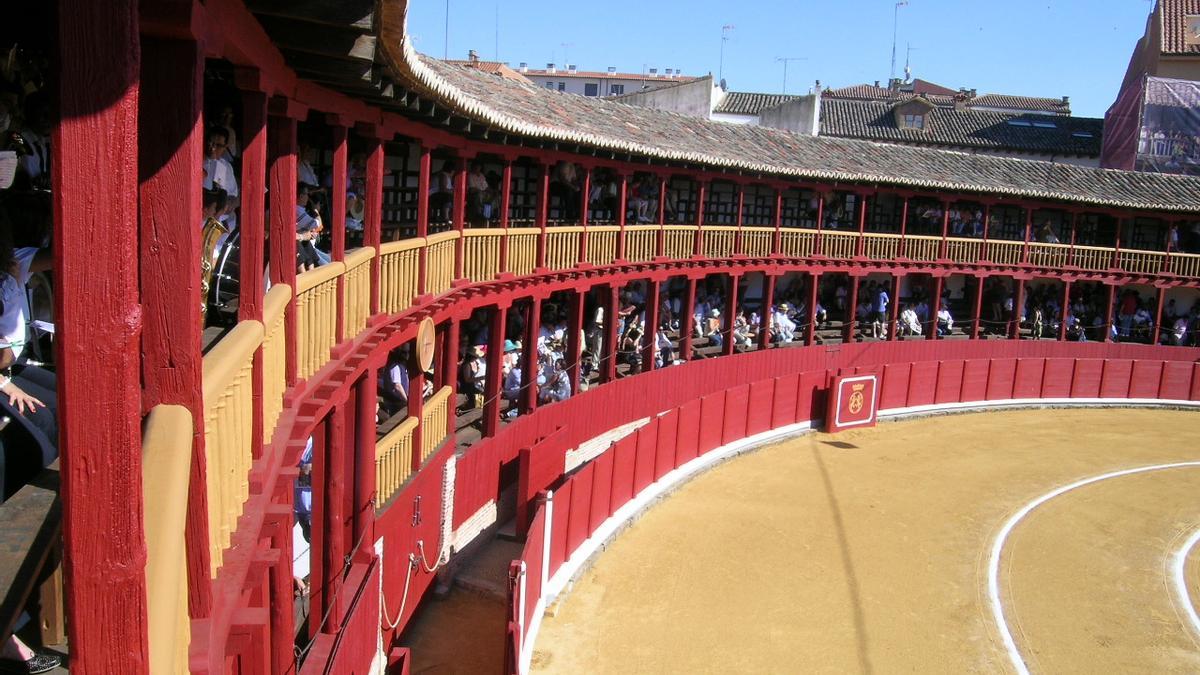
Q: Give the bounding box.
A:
[1038,220,1060,244]
[202,126,239,224]
[429,161,455,222]
[539,358,571,404]
[296,182,328,272]
[551,161,581,220]
[732,312,754,348]
[213,105,239,162]
[900,305,922,336]
[706,309,723,349]
[466,160,496,225]
[937,306,954,336]
[378,352,410,415]
[459,346,486,410]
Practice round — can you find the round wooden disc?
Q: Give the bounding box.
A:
[416,317,437,372]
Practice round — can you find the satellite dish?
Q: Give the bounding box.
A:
[719,78,728,91]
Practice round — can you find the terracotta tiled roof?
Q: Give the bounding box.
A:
[824,84,958,108]
[388,50,1200,212]
[523,69,699,82]
[714,92,803,115]
[444,59,530,82]
[1159,0,1200,55]
[819,99,1102,156]
[968,93,1071,115]
[910,79,959,96]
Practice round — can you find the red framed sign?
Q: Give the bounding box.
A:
[827,374,879,433]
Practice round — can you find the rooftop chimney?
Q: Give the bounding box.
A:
[874,80,880,88]
[1062,96,1070,104]
[607,66,616,74]
[567,63,577,73]
[468,49,479,63]
[547,62,556,74]
[815,79,821,91]
[649,68,658,77]
[519,62,528,73]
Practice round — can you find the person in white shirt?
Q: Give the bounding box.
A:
[901,306,922,336]
[937,306,953,336]
[203,126,239,227]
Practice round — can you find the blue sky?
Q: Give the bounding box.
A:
[405,0,1157,118]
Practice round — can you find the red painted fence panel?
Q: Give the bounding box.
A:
[906,361,938,408]
[1129,360,1164,399]
[609,436,637,517]
[675,399,701,466]
[522,508,546,631]
[1013,357,1044,399]
[960,358,989,402]
[880,363,910,409]
[1159,361,1194,400]
[633,424,657,495]
[549,480,572,576]
[722,384,750,444]
[747,379,774,436]
[565,468,592,561]
[798,371,827,422]
[986,358,1016,400]
[1041,358,1074,398]
[1071,359,1103,397]
[772,373,799,428]
[934,360,964,404]
[589,452,614,533]
[1100,359,1133,398]
[697,392,726,455]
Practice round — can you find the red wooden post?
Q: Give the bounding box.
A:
[616,172,629,260]
[601,284,619,383]
[734,183,745,255]
[138,34,214,622]
[407,357,426,474]
[806,273,821,346]
[1066,211,1078,268]
[579,166,591,263]
[758,273,776,350]
[353,371,377,562]
[416,144,431,293]
[363,131,384,315]
[889,274,902,341]
[939,199,951,260]
[237,75,268,475]
[898,196,909,258]
[483,304,508,437]
[1011,278,1026,339]
[844,275,860,342]
[1021,208,1033,265]
[499,157,513,272]
[642,279,660,370]
[656,174,668,255]
[855,192,868,257]
[1152,285,1166,345]
[268,109,300,384]
[442,317,461,437]
[971,275,985,340]
[722,274,738,356]
[330,122,348,343]
[928,275,944,340]
[693,179,707,256]
[536,160,549,268]
[566,289,585,395]
[814,193,825,256]
[772,186,783,255]
[1059,280,1072,341]
[1103,283,1117,343]
[322,403,347,631]
[520,297,542,414]
[1111,216,1123,269]
[56,3,148,668]
[453,156,468,279]
[265,503,295,674]
[680,277,697,360]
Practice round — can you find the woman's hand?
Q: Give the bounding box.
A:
[4,381,44,415]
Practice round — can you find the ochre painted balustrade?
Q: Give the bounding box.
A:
[342,247,375,340]
[376,417,417,509]
[296,262,342,380]
[420,386,452,462]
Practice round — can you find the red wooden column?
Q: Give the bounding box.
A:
[1058,280,1072,341]
[406,356,426,475]
[642,280,661,370]
[138,32,213,623]
[680,276,697,360]
[888,274,902,341]
[734,183,746,255]
[1011,278,1026,339]
[758,273,777,349]
[693,178,707,257]
[855,192,868,257]
[353,371,378,562]
[320,403,348,632]
[897,196,910,258]
[482,303,508,437]
[536,160,549,269]
[329,121,349,342]
[656,174,668,255]
[1152,285,1166,345]
[57,3,146,667]
[616,171,629,260]
[453,155,468,279]
[362,129,384,315]
[806,273,821,346]
[237,72,268,474]
[844,275,860,342]
[1110,216,1124,269]
[1102,283,1117,343]
[939,200,951,259]
[520,297,542,414]
[578,165,591,263]
[1066,211,1078,268]
[980,203,992,262]
[566,289,585,395]
[416,144,432,293]
[721,274,738,356]
[268,105,301,385]
[442,316,461,437]
[772,186,783,255]
[601,284,619,383]
[498,156,513,273]
[1020,208,1033,265]
[971,276,985,340]
[928,275,944,340]
[814,193,825,256]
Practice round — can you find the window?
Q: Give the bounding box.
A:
[1032,120,1056,129]
[1007,119,1032,127]
[1072,131,1094,139]
[545,81,554,89]
[902,114,925,129]
[584,83,598,96]
[609,84,625,95]
[558,82,566,91]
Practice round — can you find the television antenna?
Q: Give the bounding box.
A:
[719,25,735,84]
[776,57,808,95]
[890,1,909,81]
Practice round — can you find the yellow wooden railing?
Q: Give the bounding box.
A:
[862,233,901,260]
[1028,242,1069,269]
[742,227,774,257]
[546,226,583,270]
[420,386,452,462]
[625,225,660,262]
[296,263,343,380]
[1071,244,1110,271]
[663,225,697,259]
[586,226,620,266]
[1169,252,1200,277]
[425,230,458,295]
[945,237,982,264]
[987,240,1023,266]
[779,228,815,257]
[701,226,736,258]
[201,319,262,576]
[506,227,540,276]
[904,235,940,261]
[341,247,375,341]
[262,285,290,444]
[142,404,193,675]
[375,417,418,510]
[1118,249,1163,275]
[822,230,857,259]
[379,239,422,314]
[463,229,503,283]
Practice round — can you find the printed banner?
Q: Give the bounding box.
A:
[827,374,878,433]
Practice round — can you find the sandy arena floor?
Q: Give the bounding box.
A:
[530,408,1200,674]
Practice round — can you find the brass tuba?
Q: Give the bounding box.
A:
[200,216,229,320]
